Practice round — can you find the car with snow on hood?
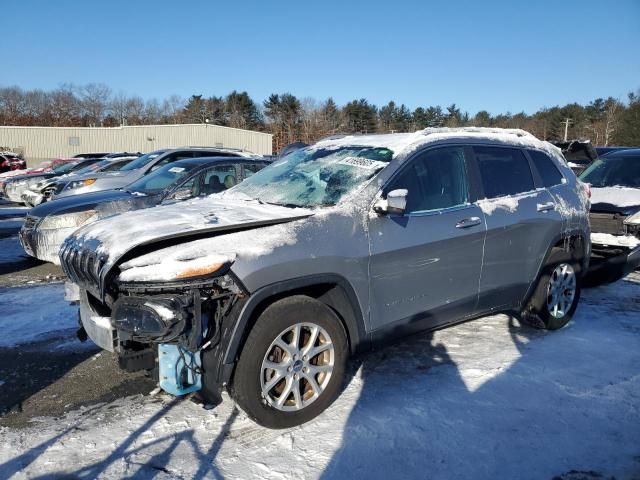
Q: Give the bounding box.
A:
[20,155,140,207]
[52,147,257,200]
[1,157,109,204]
[579,148,640,282]
[21,156,269,263]
[60,127,590,428]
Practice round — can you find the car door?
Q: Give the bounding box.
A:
[473,145,562,311]
[368,145,485,336]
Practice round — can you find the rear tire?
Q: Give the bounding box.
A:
[231,295,348,429]
[524,250,581,330]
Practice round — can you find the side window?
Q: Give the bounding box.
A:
[152,152,193,170]
[386,147,469,213]
[201,165,237,195]
[243,163,264,179]
[474,147,534,198]
[529,150,564,187]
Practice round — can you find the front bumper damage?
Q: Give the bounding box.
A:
[589,233,640,284]
[21,188,44,207]
[76,275,246,404]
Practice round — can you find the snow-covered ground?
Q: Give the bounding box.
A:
[0,274,639,479]
[0,283,79,348]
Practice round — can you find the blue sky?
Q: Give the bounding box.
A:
[3,0,639,114]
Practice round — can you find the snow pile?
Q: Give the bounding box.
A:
[1,276,639,479]
[590,186,640,208]
[119,253,236,282]
[0,284,79,348]
[591,232,640,248]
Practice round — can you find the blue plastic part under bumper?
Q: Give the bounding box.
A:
[158,344,202,396]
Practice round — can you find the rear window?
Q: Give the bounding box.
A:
[474,146,534,198]
[529,150,564,187]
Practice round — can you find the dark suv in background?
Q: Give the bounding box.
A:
[61,128,590,428]
[580,148,640,282]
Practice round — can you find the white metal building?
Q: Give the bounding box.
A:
[0,124,272,165]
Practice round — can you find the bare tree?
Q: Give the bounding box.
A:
[78,83,112,126]
[604,98,621,146]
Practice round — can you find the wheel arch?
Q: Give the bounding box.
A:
[222,274,368,369]
[521,230,589,307]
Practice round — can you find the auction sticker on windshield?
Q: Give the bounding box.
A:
[168,167,186,173]
[336,157,388,170]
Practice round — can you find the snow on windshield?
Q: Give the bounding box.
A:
[229,146,394,207]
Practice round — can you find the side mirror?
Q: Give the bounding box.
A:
[373,189,408,215]
[171,187,193,201]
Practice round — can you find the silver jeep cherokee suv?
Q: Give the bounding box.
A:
[60,128,590,428]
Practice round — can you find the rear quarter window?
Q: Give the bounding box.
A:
[529,150,564,187]
[474,146,534,198]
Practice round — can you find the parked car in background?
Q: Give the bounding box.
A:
[552,140,598,175]
[21,156,269,263]
[20,156,140,207]
[60,128,589,428]
[52,147,259,200]
[0,152,26,173]
[580,148,640,282]
[1,157,106,204]
[72,152,110,159]
[594,146,632,157]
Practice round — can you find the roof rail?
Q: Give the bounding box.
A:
[420,127,536,138]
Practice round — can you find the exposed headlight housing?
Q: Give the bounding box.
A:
[112,295,191,342]
[38,210,97,230]
[65,178,97,191]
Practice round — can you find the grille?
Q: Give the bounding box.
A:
[589,212,625,235]
[60,241,106,296]
[22,215,39,231]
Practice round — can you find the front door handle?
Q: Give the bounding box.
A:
[537,202,555,212]
[456,217,482,228]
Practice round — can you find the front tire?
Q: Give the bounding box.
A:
[232,295,348,429]
[524,252,581,330]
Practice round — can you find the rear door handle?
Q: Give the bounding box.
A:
[537,202,555,212]
[456,217,482,228]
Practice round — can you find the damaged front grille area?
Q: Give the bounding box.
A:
[589,212,625,235]
[60,240,107,298]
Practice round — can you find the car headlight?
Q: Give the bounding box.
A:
[624,211,640,225]
[118,254,234,283]
[64,178,97,190]
[38,210,97,230]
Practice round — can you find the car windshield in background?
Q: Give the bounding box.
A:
[119,152,162,171]
[228,146,394,207]
[52,161,81,174]
[127,163,197,194]
[73,160,109,175]
[580,156,640,188]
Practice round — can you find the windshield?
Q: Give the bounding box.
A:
[73,160,109,175]
[52,161,81,174]
[126,163,197,194]
[119,151,163,171]
[229,146,394,207]
[580,156,640,188]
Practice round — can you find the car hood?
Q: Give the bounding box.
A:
[590,186,640,215]
[66,196,314,272]
[7,172,55,184]
[30,189,138,217]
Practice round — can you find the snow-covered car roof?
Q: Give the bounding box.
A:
[311,127,562,160]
